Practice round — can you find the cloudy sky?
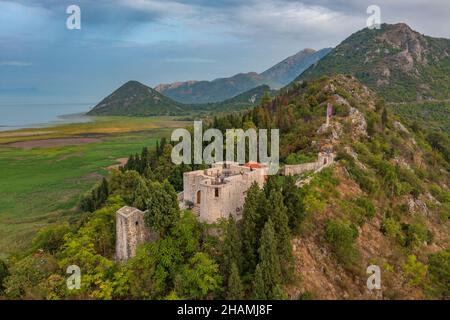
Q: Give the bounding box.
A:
[0,0,449,104]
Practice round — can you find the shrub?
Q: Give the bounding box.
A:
[427,248,450,298]
[324,218,359,265]
[381,217,403,242]
[0,259,8,294]
[402,222,432,249]
[353,197,376,220]
[31,223,71,254]
[403,255,427,287]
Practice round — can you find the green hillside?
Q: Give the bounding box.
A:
[297,23,450,102]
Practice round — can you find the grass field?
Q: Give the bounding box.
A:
[0,116,189,258]
[0,116,190,144]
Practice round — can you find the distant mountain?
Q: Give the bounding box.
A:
[296,23,450,102]
[155,48,329,104]
[187,84,276,112]
[87,81,186,116]
[261,48,331,87]
[155,72,267,104]
[87,81,274,116]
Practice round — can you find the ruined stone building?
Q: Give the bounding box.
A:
[181,162,269,223]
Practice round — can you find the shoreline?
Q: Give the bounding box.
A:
[0,112,94,132]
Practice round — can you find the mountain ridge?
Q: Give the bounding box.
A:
[155,48,331,104]
[296,23,450,102]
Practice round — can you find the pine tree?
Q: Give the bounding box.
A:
[242,183,261,274]
[268,191,294,280]
[226,262,244,300]
[222,215,243,278]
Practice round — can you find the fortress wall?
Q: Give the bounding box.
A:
[283,162,320,176]
[283,152,335,176]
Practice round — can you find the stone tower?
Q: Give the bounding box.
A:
[326,102,333,127]
[115,206,149,261]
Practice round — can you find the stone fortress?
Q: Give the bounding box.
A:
[116,104,336,261]
[116,157,334,261]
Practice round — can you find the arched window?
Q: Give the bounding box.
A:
[196,190,201,204]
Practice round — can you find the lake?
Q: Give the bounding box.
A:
[0,103,94,131]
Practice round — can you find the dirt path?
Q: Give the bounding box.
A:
[107,157,128,170]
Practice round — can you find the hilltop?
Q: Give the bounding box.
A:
[87,81,186,116]
[297,23,450,102]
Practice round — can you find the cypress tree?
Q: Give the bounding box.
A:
[381,107,388,130]
[254,219,282,299]
[252,264,266,300]
[226,262,244,300]
[268,191,294,280]
[263,175,280,198]
[242,183,261,275]
[124,154,134,170]
[140,147,150,174]
[282,177,305,231]
[222,215,243,278]
[159,137,167,156]
[134,153,140,172]
[99,177,109,203]
[256,190,270,232]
